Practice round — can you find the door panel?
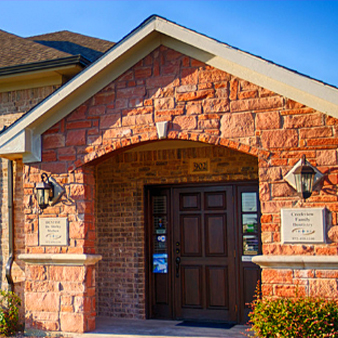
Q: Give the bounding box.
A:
[154,273,168,304]
[205,191,227,210]
[180,193,201,211]
[181,266,203,307]
[205,214,227,256]
[206,266,229,308]
[181,215,202,256]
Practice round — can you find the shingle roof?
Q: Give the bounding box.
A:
[0,29,70,68]
[27,30,115,62]
[0,29,115,69]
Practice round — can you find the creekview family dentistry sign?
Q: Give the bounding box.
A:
[281,208,326,243]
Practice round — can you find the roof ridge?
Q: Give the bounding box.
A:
[26,30,115,56]
[27,29,114,44]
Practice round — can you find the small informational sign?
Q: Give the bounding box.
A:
[154,216,166,234]
[153,253,168,273]
[242,256,254,262]
[39,218,68,246]
[243,235,259,255]
[281,208,326,243]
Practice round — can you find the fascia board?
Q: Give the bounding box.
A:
[156,18,338,117]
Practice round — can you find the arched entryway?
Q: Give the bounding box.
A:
[94,139,260,324]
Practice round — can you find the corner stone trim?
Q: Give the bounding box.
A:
[253,255,338,270]
[18,253,102,266]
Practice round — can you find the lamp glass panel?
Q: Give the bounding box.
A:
[302,173,314,193]
[294,173,303,193]
[36,187,50,208]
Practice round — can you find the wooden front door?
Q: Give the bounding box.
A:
[147,183,260,323]
[173,186,236,321]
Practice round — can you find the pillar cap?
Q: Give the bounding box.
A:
[18,253,102,266]
[252,255,338,269]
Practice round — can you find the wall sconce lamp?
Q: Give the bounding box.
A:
[284,154,324,200]
[293,155,316,200]
[36,173,65,209]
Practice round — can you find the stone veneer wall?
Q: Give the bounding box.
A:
[95,144,258,318]
[0,86,60,318]
[19,45,338,332]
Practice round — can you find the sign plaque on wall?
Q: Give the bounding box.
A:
[281,208,326,243]
[39,218,68,246]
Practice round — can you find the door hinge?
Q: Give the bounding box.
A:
[235,304,238,313]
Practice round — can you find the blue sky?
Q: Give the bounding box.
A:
[1,1,337,87]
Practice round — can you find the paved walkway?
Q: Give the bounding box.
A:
[75,317,254,338]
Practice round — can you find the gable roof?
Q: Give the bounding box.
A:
[0,15,337,163]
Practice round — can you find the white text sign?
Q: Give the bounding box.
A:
[39,218,68,246]
[281,208,326,243]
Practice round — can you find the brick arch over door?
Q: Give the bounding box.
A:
[70,135,268,170]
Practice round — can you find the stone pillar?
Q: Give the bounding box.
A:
[22,162,98,334]
[19,254,101,334]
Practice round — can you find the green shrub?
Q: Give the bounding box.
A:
[248,286,338,338]
[0,290,21,336]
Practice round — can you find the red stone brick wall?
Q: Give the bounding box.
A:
[95,145,258,318]
[23,166,95,254]
[25,264,95,332]
[261,268,338,299]
[18,45,338,330]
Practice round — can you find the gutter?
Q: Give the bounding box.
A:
[5,160,14,292]
[0,55,91,77]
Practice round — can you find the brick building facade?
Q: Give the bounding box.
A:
[0,16,337,334]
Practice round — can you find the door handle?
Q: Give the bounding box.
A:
[175,256,181,278]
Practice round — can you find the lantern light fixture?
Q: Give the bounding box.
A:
[285,154,324,201]
[293,155,316,200]
[35,173,65,209]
